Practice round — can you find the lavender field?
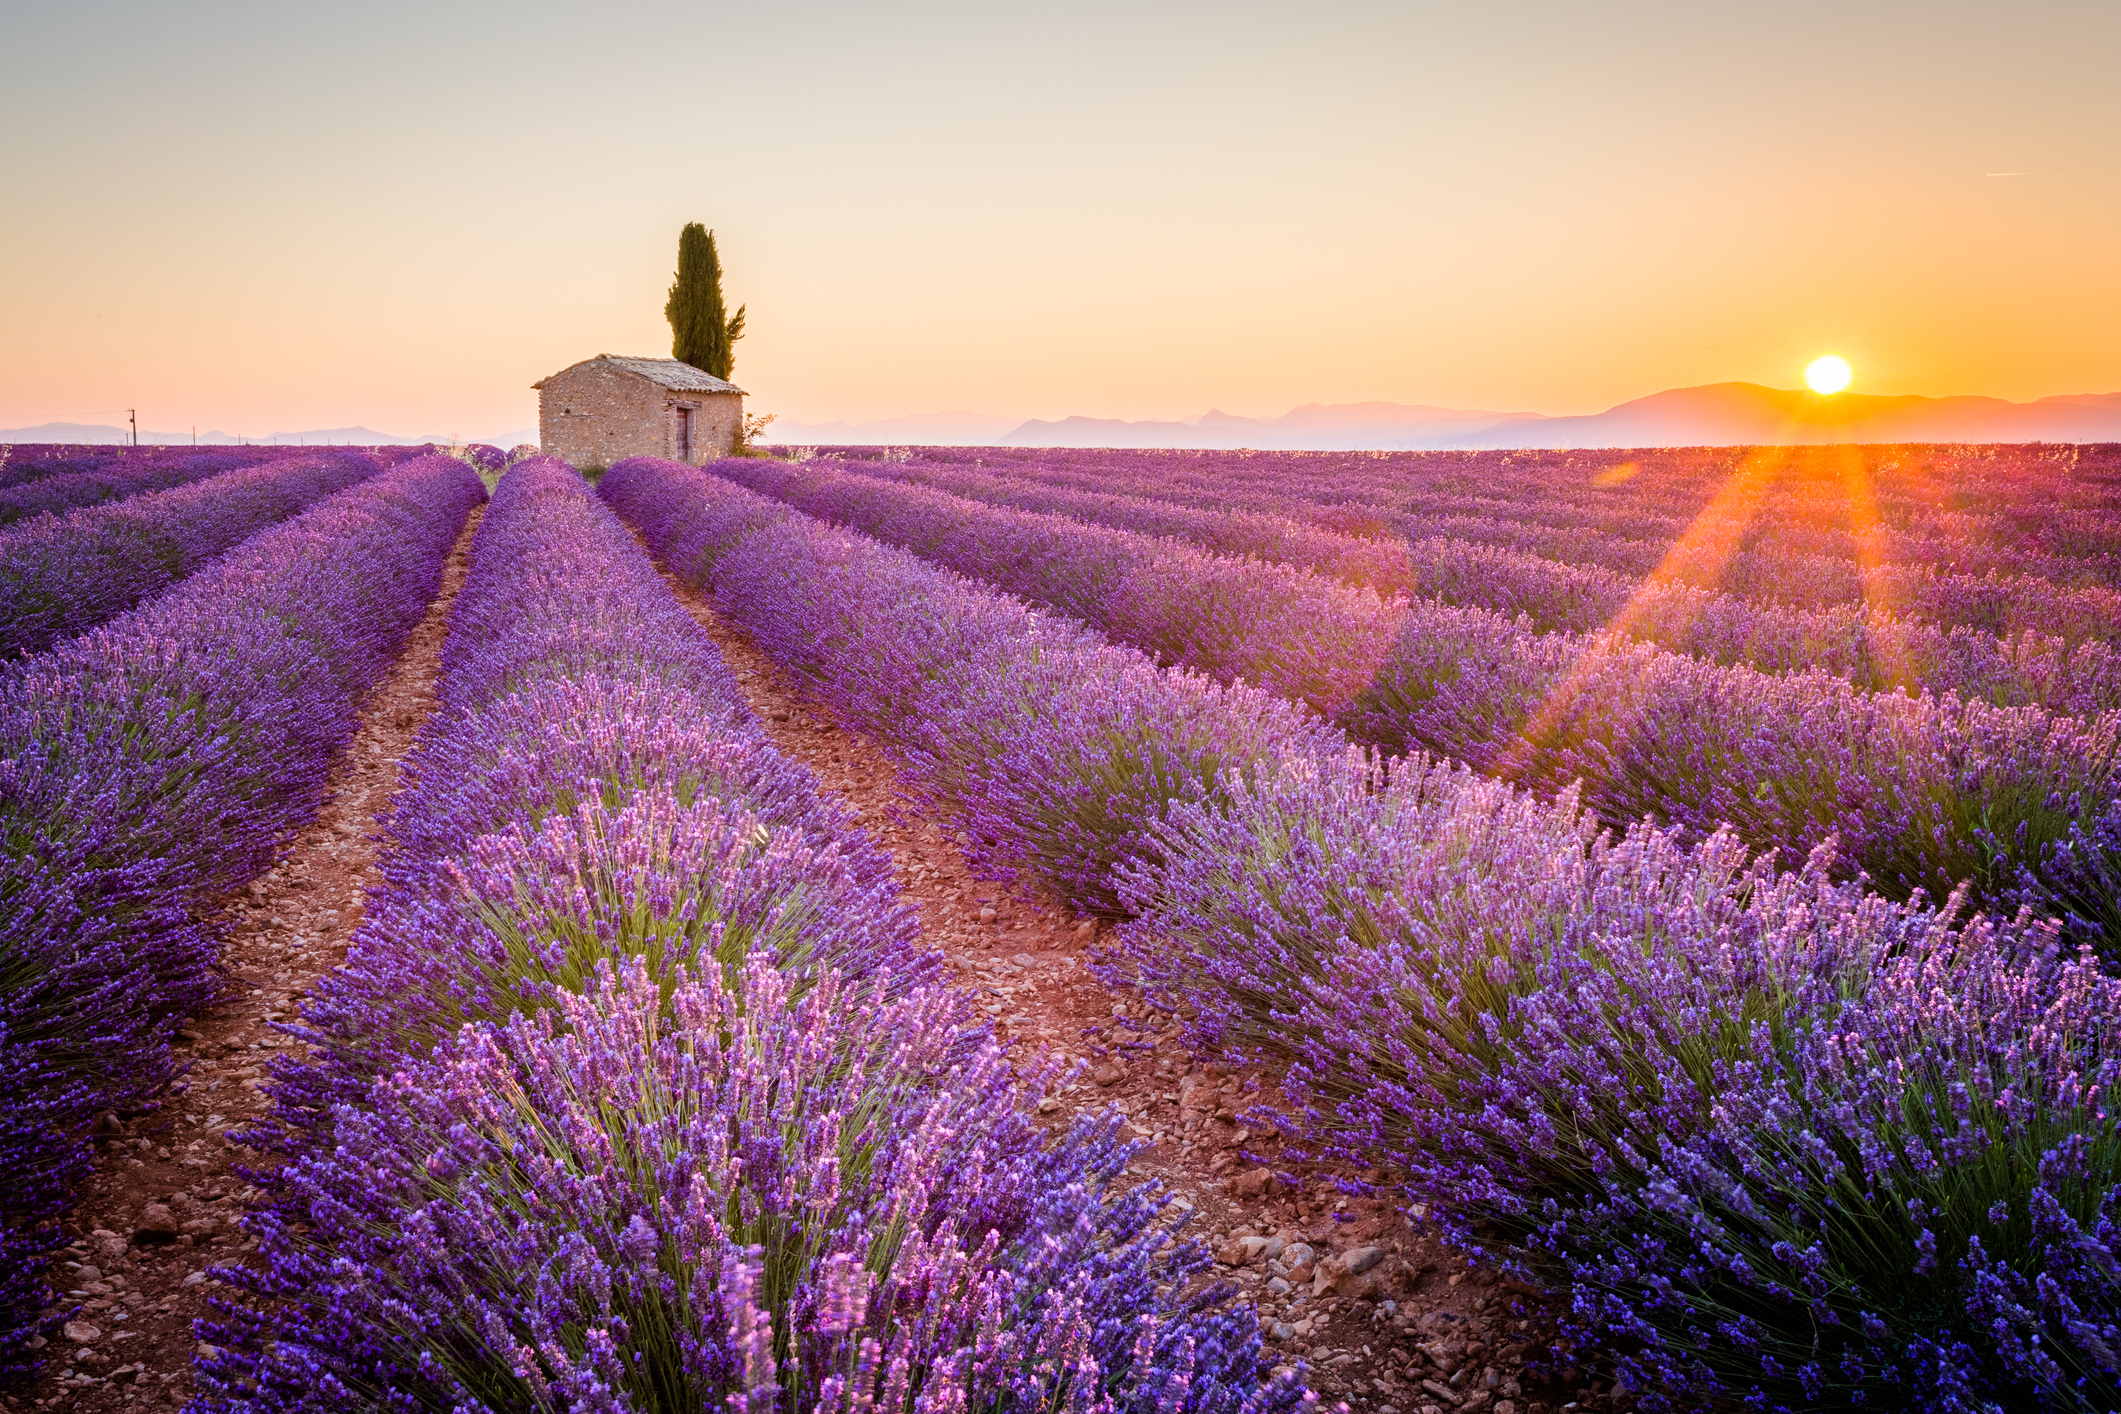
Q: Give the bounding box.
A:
[4,443,2119,1414]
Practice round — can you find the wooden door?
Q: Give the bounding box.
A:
[675,407,694,461]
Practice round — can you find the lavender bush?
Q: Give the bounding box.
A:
[456,442,509,472]
[203,460,1304,1414]
[0,446,288,527]
[278,462,929,1117]
[704,456,2119,929]
[0,448,386,657]
[1109,717,2121,1408]
[1539,942,2121,1412]
[0,455,484,1381]
[1347,609,2120,915]
[211,918,1293,1413]
[0,445,133,489]
[2011,804,2121,955]
[833,455,2121,715]
[600,458,1339,916]
[610,453,2121,1409]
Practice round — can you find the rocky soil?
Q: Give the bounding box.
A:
[664,575,1628,1414]
[14,512,1626,1414]
[14,515,480,1412]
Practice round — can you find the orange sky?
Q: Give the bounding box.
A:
[3,1,2117,438]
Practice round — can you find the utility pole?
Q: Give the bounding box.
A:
[129,409,137,446]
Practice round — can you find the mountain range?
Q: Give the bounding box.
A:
[774,385,2121,450]
[766,402,1535,449]
[998,401,1540,450]
[14,384,2121,456]
[1452,385,2121,449]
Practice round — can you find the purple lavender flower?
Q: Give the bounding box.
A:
[206,955,1301,1414]
[0,448,387,657]
[0,454,484,1381]
[603,450,2121,1409]
[205,461,1301,1414]
[0,446,288,528]
[684,454,2119,933]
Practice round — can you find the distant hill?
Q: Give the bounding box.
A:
[1452,384,2121,449]
[1001,400,1541,449]
[16,382,2121,457]
[960,387,2121,450]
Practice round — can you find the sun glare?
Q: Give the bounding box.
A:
[1805,354,1853,395]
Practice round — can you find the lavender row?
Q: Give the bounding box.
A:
[874,443,2121,591]
[909,441,2121,612]
[926,447,2121,645]
[0,447,295,527]
[834,455,2121,712]
[0,443,428,491]
[0,455,485,1381]
[714,458,1399,722]
[612,460,1346,917]
[1120,754,2121,1411]
[607,455,2121,1411]
[277,454,928,1099]
[200,459,1300,1414]
[915,442,2121,584]
[711,457,2120,919]
[0,445,133,489]
[0,450,388,658]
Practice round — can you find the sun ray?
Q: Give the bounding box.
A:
[1833,443,1916,695]
[1496,444,1792,786]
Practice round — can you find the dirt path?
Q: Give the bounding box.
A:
[20,509,1613,1414]
[661,575,1614,1414]
[23,513,481,1412]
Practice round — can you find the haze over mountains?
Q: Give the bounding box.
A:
[772,384,2121,450]
[15,386,2121,455]
[1455,385,2121,449]
[768,403,1536,448]
[998,401,1540,450]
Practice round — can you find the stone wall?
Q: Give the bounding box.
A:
[537,363,743,466]
[688,393,742,458]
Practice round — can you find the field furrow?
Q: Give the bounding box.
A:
[0,455,485,1384]
[824,455,2121,704]
[652,557,1591,1412]
[195,462,1302,1414]
[606,452,2121,1412]
[688,455,2120,920]
[22,509,481,1409]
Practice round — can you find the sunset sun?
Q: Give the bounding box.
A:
[1805,354,1853,395]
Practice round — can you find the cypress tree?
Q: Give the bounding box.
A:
[665,223,746,379]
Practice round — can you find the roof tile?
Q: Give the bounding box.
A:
[539,355,744,395]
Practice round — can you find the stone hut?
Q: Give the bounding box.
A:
[533,355,745,466]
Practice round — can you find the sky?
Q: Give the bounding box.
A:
[2,0,2118,437]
